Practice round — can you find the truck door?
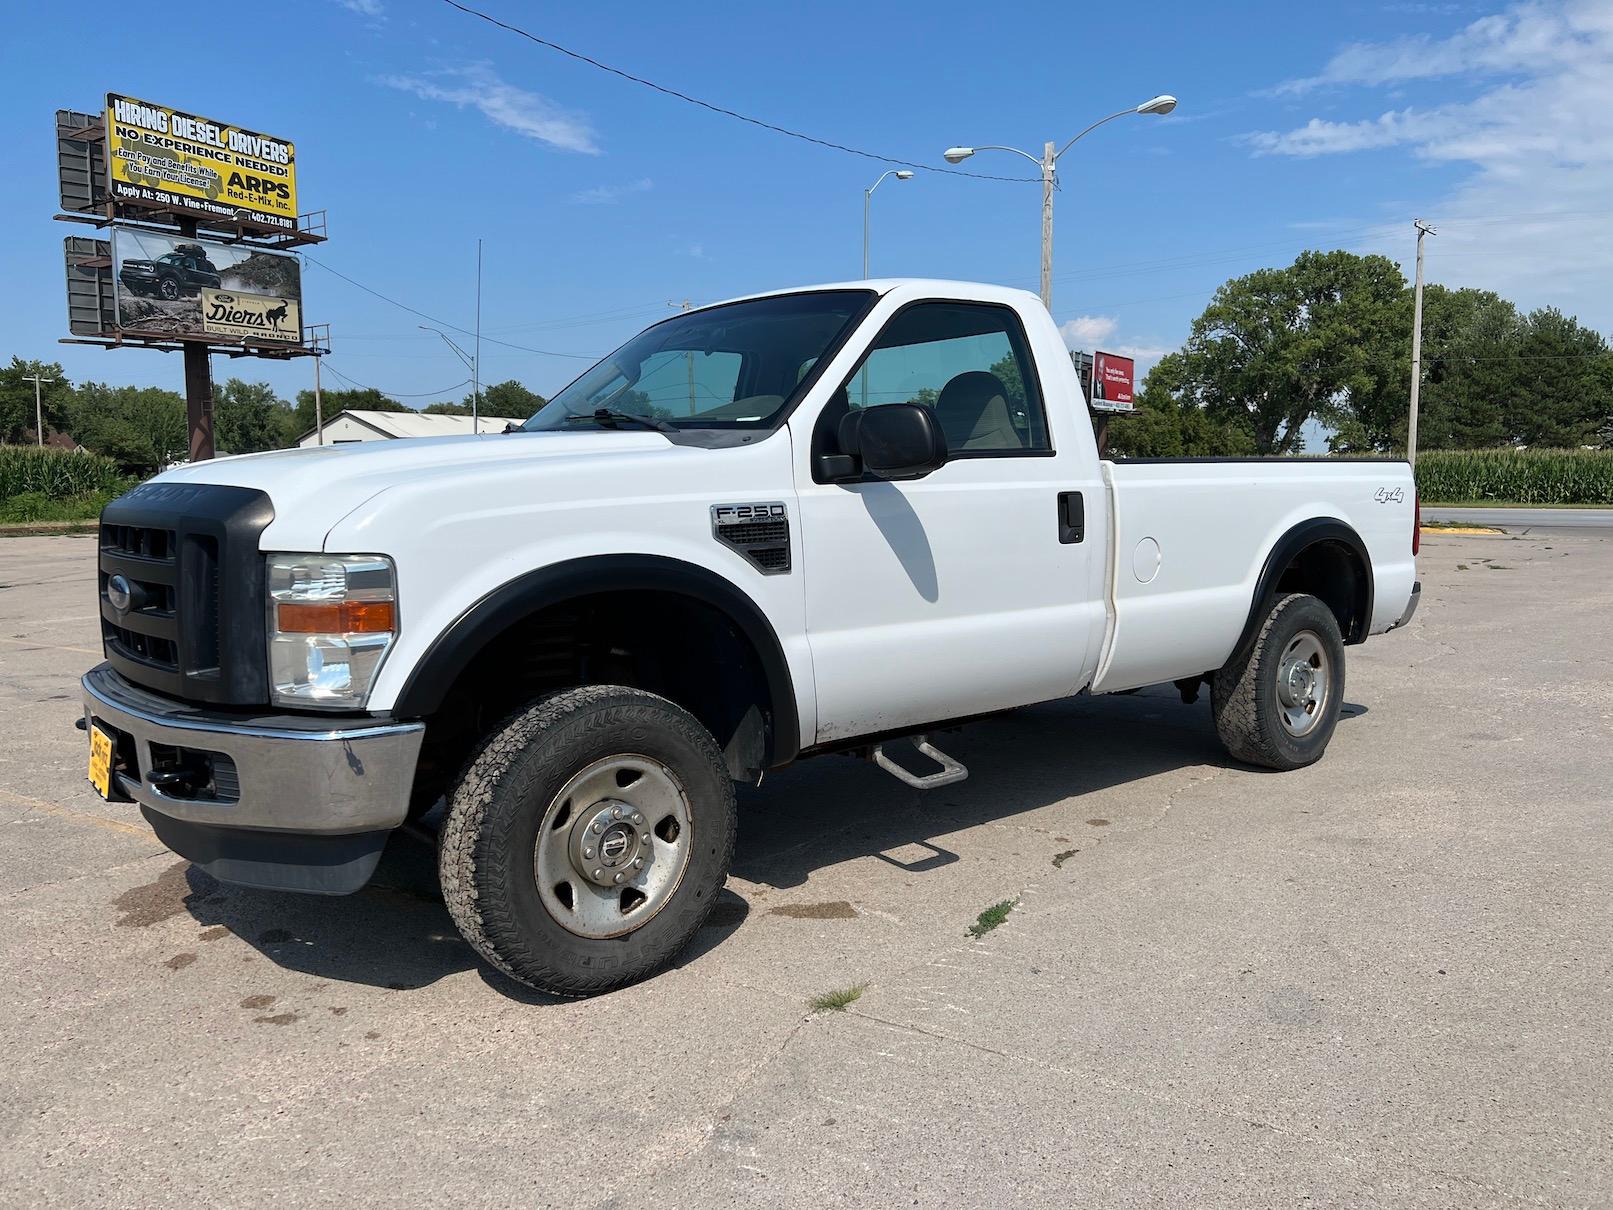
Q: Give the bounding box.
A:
[792,299,1104,743]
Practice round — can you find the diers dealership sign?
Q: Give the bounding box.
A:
[201,290,300,342]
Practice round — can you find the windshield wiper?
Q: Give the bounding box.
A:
[563,407,676,433]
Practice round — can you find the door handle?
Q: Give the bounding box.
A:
[1057,491,1084,544]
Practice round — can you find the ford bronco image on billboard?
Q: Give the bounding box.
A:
[112,229,302,344]
[104,93,297,231]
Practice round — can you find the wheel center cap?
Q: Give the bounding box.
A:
[569,800,650,887]
[1280,661,1314,706]
[598,823,635,867]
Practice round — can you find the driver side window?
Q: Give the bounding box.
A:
[838,302,1050,455]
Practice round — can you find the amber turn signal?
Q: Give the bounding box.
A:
[276,600,397,634]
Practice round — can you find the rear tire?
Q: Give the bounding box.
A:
[439,685,736,996]
[1211,593,1345,771]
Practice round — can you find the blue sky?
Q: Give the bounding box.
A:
[3,0,1609,409]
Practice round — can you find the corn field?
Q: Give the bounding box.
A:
[1415,448,1613,505]
[0,446,133,501]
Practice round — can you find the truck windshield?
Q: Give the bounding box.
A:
[523,290,873,432]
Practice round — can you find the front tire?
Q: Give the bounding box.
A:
[1211,593,1345,771]
[439,685,736,996]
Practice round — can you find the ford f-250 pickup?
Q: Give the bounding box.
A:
[81,280,1420,995]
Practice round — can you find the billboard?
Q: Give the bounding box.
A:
[64,238,116,337]
[104,94,297,231]
[112,229,302,345]
[1091,351,1136,413]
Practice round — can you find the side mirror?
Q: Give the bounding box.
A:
[831,403,948,481]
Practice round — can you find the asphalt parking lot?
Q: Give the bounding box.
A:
[1,527,1609,1208]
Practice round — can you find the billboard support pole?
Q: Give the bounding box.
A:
[177,218,215,461]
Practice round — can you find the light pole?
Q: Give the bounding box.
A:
[863,170,914,278]
[944,95,1177,309]
[418,325,479,431]
[1407,219,1436,467]
[22,374,59,448]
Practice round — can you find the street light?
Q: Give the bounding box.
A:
[943,95,1177,309]
[418,325,481,434]
[21,374,59,448]
[863,169,914,278]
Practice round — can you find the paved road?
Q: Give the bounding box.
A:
[1,530,1610,1207]
[1425,505,1613,530]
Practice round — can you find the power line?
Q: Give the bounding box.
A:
[436,0,1037,183]
[300,254,603,359]
[320,361,474,399]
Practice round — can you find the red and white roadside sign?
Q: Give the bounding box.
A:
[1091,351,1135,412]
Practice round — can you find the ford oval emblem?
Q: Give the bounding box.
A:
[107,574,133,613]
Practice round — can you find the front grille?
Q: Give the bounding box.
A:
[100,522,181,675]
[97,482,274,705]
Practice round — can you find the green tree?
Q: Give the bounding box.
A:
[1107,364,1256,457]
[69,383,187,473]
[0,358,73,443]
[1398,286,1519,451]
[1503,308,1613,447]
[291,386,408,436]
[426,380,547,419]
[1166,251,1408,454]
[214,379,294,454]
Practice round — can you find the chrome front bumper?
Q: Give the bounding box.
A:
[81,664,425,893]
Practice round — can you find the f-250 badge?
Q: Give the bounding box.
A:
[1374,486,1406,504]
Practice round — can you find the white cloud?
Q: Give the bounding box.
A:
[569,178,653,205]
[1273,1,1591,93]
[1244,0,1613,326]
[1059,315,1119,346]
[377,63,599,154]
[1059,316,1169,376]
[335,0,384,15]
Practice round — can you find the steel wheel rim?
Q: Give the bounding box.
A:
[1275,630,1331,737]
[534,754,694,939]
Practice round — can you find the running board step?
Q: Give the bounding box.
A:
[870,737,968,790]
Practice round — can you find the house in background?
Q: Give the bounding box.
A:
[296,409,526,447]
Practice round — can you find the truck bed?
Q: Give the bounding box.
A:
[1090,457,1418,694]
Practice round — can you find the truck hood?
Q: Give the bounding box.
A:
[156,430,676,550]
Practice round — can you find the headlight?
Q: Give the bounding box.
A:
[267,553,397,709]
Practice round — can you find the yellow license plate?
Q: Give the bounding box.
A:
[88,724,114,800]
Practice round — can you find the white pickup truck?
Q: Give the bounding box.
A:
[82,279,1420,994]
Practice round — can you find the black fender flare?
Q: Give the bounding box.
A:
[1233,518,1374,656]
[392,554,801,767]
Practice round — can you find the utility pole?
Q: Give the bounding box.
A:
[473,238,483,435]
[22,373,58,448]
[314,353,325,446]
[670,299,693,414]
[306,324,331,447]
[1040,141,1056,310]
[1408,219,1436,466]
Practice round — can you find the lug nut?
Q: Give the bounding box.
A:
[631,812,643,825]
[583,848,594,860]
[642,832,652,844]
[612,806,623,819]
[632,858,644,870]
[592,869,603,880]
[613,872,626,884]
[592,821,604,834]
